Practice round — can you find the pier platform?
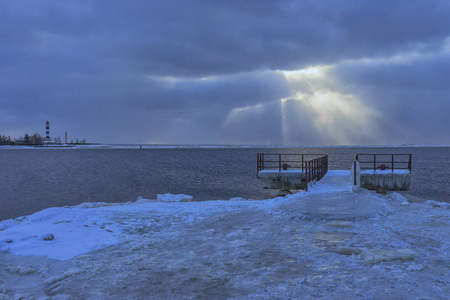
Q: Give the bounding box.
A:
[352,154,413,192]
[257,154,328,195]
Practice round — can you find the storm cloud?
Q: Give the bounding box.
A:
[1,0,449,145]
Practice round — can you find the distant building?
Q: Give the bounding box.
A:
[45,121,50,140]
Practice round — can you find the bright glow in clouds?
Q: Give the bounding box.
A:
[280,66,380,144]
[216,65,381,145]
[222,104,266,128]
[286,90,378,144]
[282,65,333,79]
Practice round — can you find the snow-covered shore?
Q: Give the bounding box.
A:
[0,171,449,299]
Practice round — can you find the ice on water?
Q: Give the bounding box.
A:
[0,171,449,299]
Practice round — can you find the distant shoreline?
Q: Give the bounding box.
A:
[1,144,449,150]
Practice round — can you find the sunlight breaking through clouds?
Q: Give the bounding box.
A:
[282,65,333,80]
[285,91,379,145]
[278,66,380,145]
[214,64,382,145]
[222,103,266,128]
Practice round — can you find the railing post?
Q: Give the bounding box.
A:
[315,159,317,180]
[314,159,316,181]
[302,154,304,172]
[319,158,321,180]
[392,154,394,173]
[316,158,318,179]
[318,158,320,180]
[316,159,318,180]
[257,154,259,172]
[278,154,281,172]
[320,158,322,179]
[408,154,412,172]
[374,154,376,171]
[305,162,309,191]
[305,161,308,192]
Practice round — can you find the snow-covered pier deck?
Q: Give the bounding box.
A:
[352,154,413,192]
[257,153,328,194]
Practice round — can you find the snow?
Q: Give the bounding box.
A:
[361,169,411,174]
[0,170,449,299]
[156,193,193,202]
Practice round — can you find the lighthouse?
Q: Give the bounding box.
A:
[45,121,50,140]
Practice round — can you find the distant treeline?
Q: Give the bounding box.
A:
[1,133,86,145]
[1,133,44,145]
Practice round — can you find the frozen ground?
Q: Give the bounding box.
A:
[0,171,449,299]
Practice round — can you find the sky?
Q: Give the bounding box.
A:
[1,0,450,146]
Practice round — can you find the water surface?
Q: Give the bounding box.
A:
[1,146,448,221]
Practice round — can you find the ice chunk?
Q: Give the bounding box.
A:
[135,196,155,203]
[335,247,363,255]
[76,202,118,208]
[39,233,54,241]
[156,193,193,202]
[7,265,38,275]
[63,269,81,278]
[361,248,415,264]
[44,276,64,285]
[325,221,355,227]
[229,197,246,201]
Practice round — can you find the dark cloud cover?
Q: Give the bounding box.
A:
[1,0,449,145]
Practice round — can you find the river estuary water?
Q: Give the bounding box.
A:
[1,146,449,221]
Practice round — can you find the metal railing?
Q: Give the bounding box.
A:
[354,154,412,185]
[257,153,326,172]
[257,153,328,191]
[304,155,328,191]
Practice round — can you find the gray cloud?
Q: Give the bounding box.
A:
[1,0,449,145]
[330,48,450,145]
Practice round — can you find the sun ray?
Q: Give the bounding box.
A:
[279,65,380,145]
